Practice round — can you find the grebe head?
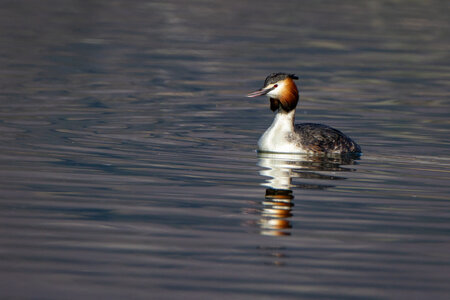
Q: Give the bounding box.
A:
[247,73,299,112]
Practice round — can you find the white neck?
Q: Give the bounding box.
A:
[258,109,299,153]
[271,109,296,132]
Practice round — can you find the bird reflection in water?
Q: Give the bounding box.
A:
[253,152,359,236]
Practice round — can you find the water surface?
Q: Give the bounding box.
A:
[0,0,449,299]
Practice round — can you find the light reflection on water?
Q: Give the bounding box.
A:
[250,153,359,236]
[0,0,449,299]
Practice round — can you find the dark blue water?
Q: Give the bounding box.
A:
[1,0,449,299]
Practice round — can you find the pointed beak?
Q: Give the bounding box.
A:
[246,86,274,98]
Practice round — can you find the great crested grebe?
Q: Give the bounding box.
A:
[247,73,361,154]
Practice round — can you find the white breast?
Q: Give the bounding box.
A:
[257,109,307,153]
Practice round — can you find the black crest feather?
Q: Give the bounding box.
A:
[263,73,298,86]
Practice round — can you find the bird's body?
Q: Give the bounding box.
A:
[247,73,361,154]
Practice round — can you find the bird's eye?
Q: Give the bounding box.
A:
[274,84,278,88]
